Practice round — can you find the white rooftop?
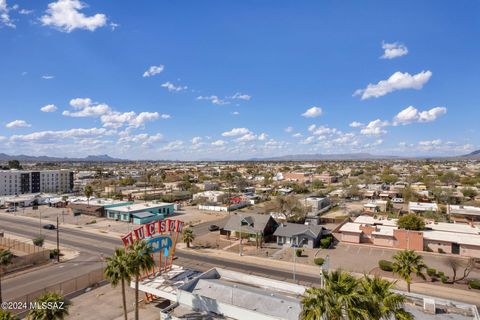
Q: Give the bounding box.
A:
[106,202,172,212]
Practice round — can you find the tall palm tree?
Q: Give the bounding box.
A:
[27,292,70,320]
[182,228,195,248]
[392,250,426,293]
[84,185,94,205]
[359,276,413,320]
[0,249,13,304]
[301,270,370,320]
[104,248,131,320]
[0,309,18,320]
[127,241,154,320]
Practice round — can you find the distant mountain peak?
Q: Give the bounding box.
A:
[462,149,480,158]
[0,153,126,162]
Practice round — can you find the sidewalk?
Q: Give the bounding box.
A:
[177,245,480,306]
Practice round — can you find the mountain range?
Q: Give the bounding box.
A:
[0,150,478,162]
[0,153,126,162]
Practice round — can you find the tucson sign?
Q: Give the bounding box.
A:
[121,218,185,246]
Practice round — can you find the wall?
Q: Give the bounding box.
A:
[393,229,423,251]
[459,244,480,258]
[341,232,361,243]
[424,239,452,254]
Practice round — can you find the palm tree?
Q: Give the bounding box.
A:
[392,250,426,293]
[104,248,131,320]
[84,185,94,205]
[359,276,413,320]
[127,241,154,320]
[0,249,13,304]
[301,270,370,320]
[27,292,70,320]
[182,228,195,248]
[0,310,17,320]
[0,309,18,320]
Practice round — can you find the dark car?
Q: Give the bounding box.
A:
[42,224,56,230]
[208,224,220,232]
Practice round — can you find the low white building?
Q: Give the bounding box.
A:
[408,202,438,213]
[193,191,226,203]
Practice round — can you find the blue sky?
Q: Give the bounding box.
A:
[0,0,479,160]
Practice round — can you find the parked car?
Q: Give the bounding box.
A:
[392,198,404,203]
[5,207,16,212]
[208,224,220,232]
[42,224,56,230]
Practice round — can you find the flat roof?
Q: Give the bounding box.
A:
[339,222,362,233]
[106,202,172,212]
[423,230,480,246]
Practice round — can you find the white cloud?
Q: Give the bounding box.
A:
[301,106,323,118]
[142,65,164,77]
[300,136,315,145]
[418,107,447,122]
[41,0,107,32]
[237,133,257,142]
[63,101,110,117]
[10,127,108,142]
[394,106,447,125]
[380,42,408,59]
[222,127,251,137]
[19,8,33,15]
[230,92,251,101]
[354,70,432,100]
[62,97,160,129]
[196,95,229,106]
[292,133,302,138]
[419,139,442,146]
[161,140,184,152]
[258,133,268,141]
[160,114,171,119]
[0,0,15,28]
[117,133,163,146]
[211,140,227,146]
[6,120,31,128]
[285,126,294,133]
[360,119,389,136]
[42,75,54,80]
[232,111,240,116]
[191,136,202,145]
[161,81,187,92]
[40,104,58,112]
[349,121,364,128]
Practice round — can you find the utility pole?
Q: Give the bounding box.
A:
[239,217,243,256]
[293,244,297,282]
[56,215,60,263]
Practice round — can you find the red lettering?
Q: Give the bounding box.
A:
[134,227,145,241]
[146,222,156,237]
[121,233,134,247]
[176,220,184,233]
[159,220,167,233]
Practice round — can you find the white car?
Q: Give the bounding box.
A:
[392,198,404,203]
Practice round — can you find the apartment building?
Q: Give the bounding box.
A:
[0,170,74,196]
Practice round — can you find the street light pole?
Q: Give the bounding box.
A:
[56,215,60,263]
[239,216,243,256]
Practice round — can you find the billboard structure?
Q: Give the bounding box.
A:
[120,219,185,301]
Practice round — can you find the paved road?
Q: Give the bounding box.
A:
[191,216,230,236]
[0,214,319,301]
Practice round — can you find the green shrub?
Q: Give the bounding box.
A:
[468,279,480,290]
[314,258,325,266]
[32,236,44,247]
[437,271,445,277]
[427,268,437,277]
[379,260,393,272]
[49,249,60,259]
[295,248,303,257]
[440,275,449,284]
[320,237,332,249]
